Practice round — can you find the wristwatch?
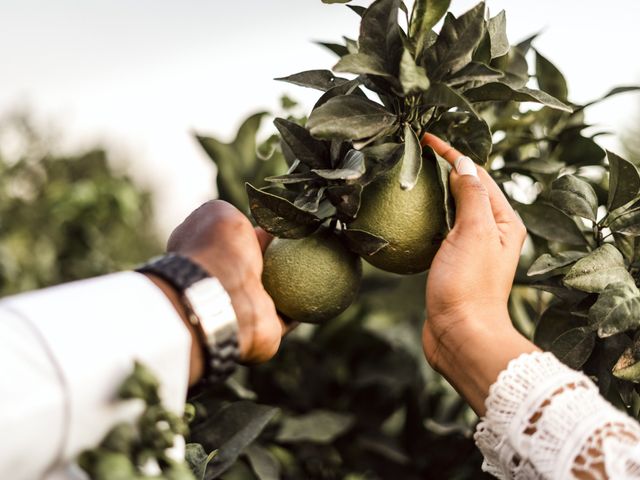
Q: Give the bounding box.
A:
[136,253,239,383]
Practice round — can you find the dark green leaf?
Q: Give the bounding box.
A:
[535,50,568,102]
[589,281,640,338]
[313,78,364,109]
[313,168,364,180]
[490,48,529,88]
[334,53,391,77]
[608,150,640,211]
[515,32,540,53]
[314,149,366,180]
[563,244,633,293]
[344,228,390,256]
[341,148,366,171]
[464,83,573,112]
[244,445,280,480]
[399,49,430,95]
[550,174,598,221]
[517,202,586,245]
[588,334,631,395]
[503,157,565,175]
[423,3,487,80]
[614,232,635,261]
[609,206,640,236]
[276,410,355,444]
[294,187,326,212]
[422,83,477,115]
[315,41,350,57]
[527,250,587,277]
[344,36,359,54]
[473,29,492,64]
[360,142,404,183]
[554,135,605,166]
[351,123,400,150]
[358,0,403,76]
[274,118,329,169]
[275,70,348,92]
[307,95,397,141]
[399,124,422,190]
[487,11,509,58]
[235,113,269,170]
[327,184,363,219]
[434,154,455,230]
[446,62,503,88]
[551,327,596,369]
[534,305,585,351]
[409,0,451,54]
[190,401,278,479]
[246,184,321,238]
[186,443,217,480]
[347,4,366,15]
[429,112,492,165]
[581,86,640,110]
[532,280,589,305]
[265,172,318,184]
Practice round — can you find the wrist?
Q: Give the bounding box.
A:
[424,309,539,415]
[183,251,258,362]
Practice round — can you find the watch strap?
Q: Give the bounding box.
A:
[136,253,209,291]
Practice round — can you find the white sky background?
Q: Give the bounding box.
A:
[1,0,639,236]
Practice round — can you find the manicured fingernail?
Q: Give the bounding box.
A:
[454,156,477,177]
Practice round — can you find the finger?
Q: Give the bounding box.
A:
[449,169,496,231]
[476,169,520,226]
[423,133,520,227]
[421,133,463,167]
[255,227,273,253]
[281,316,299,335]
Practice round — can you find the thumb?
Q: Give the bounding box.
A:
[254,227,273,253]
[449,162,494,231]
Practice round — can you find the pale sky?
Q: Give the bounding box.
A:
[1,0,639,236]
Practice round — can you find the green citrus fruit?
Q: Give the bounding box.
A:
[349,156,446,274]
[262,230,362,323]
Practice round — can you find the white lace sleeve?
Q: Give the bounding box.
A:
[474,352,640,479]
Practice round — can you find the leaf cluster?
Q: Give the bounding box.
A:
[483,51,640,408]
[78,361,198,480]
[244,0,573,258]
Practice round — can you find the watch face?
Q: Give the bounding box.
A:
[184,277,238,342]
[185,278,239,383]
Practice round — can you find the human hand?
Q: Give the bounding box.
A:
[420,134,537,414]
[167,200,287,365]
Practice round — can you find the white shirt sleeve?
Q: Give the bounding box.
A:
[474,351,640,479]
[0,272,192,480]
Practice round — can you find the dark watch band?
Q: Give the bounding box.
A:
[136,254,239,384]
[136,253,209,291]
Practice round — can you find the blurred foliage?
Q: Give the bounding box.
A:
[0,113,161,295]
